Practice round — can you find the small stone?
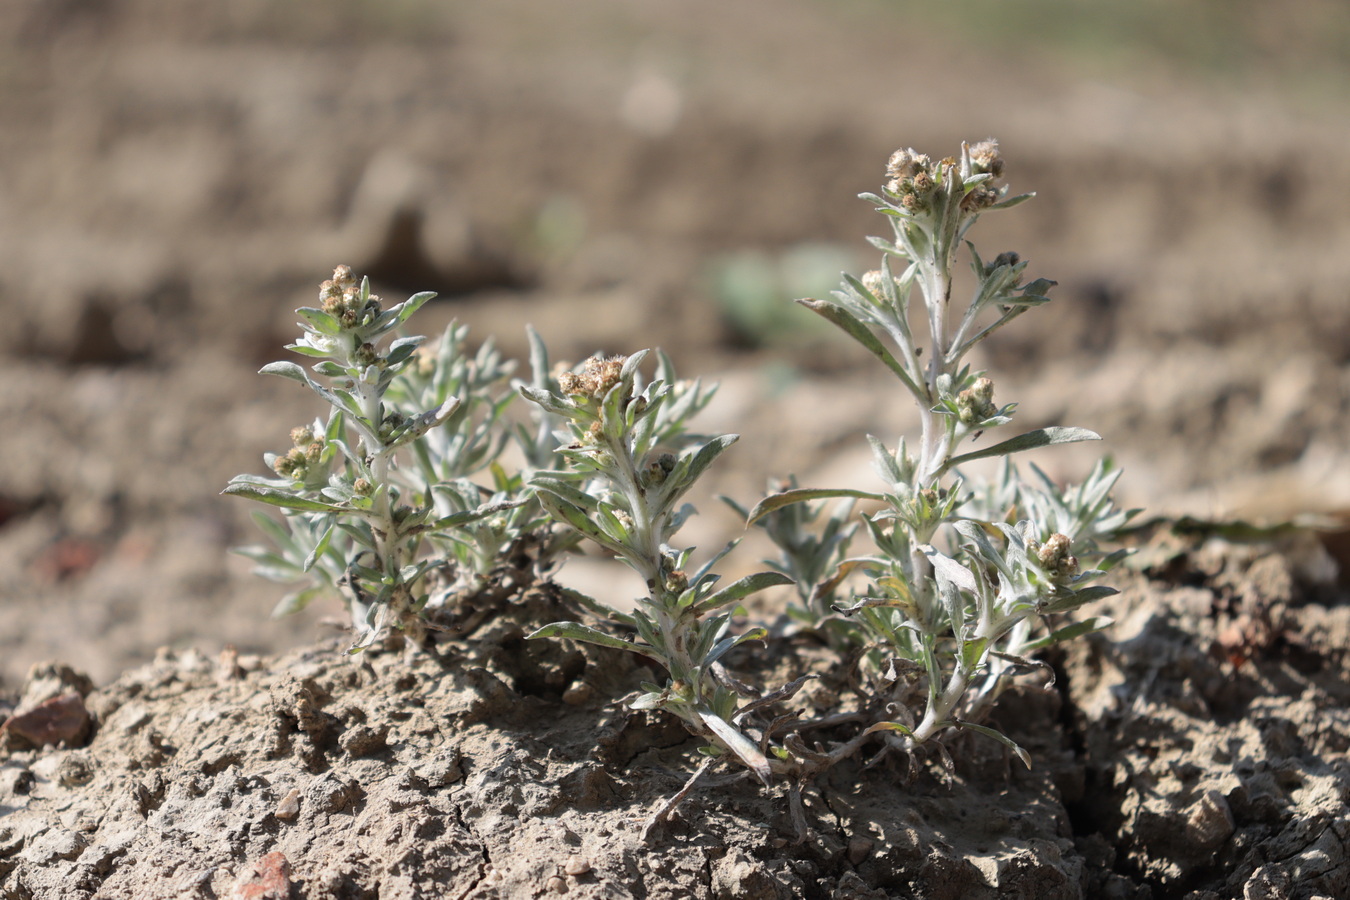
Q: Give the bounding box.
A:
[217,645,246,683]
[562,684,593,706]
[546,874,568,893]
[847,837,874,865]
[232,851,294,900]
[275,788,302,821]
[1,692,92,749]
[0,765,33,798]
[564,856,591,876]
[1186,789,1235,851]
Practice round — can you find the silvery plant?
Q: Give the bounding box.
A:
[749,140,1132,766]
[224,266,538,651]
[519,353,795,810]
[223,141,1132,832]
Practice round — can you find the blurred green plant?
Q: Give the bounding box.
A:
[708,243,855,347]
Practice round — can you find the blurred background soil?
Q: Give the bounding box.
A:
[3,0,1350,687]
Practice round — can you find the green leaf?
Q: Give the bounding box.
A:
[955,721,1032,768]
[946,427,1101,469]
[698,710,771,786]
[394,291,437,327]
[222,483,345,513]
[629,691,665,710]
[660,434,739,509]
[866,234,903,255]
[385,397,462,452]
[530,475,601,514]
[864,720,915,739]
[703,626,767,668]
[559,586,636,628]
[311,361,348,378]
[867,434,904,485]
[989,191,1035,211]
[295,307,342,336]
[797,299,922,396]
[303,519,336,572]
[285,344,334,358]
[272,585,327,618]
[689,571,794,617]
[747,488,884,526]
[959,637,989,672]
[519,385,576,417]
[259,360,309,383]
[1020,615,1114,651]
[528,622,662,662]
[1041,585,1119,613]
[924,546,978,594]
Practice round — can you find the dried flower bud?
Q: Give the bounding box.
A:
[886,148,930,180]
[378,412,407,442]
[303,441,324,465]
[290,425,315,447]
[862,270,888,297]
[643,452,678,487]
[961,185,1000,212]
[558,372,584,396]
[664,569,689,594]
[272,446,309,479]
[1037,533,1079,577]
[355,343,379,367]
[968,139,1003,177]
[584,355,625,398]
[353,478,373,496]
[957,377,997,423]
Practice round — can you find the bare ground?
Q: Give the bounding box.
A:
[3,528,1349,898]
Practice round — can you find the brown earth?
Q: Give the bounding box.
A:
[2,530,1348,898]
[3,0,1350,897]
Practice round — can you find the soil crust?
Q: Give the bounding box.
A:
[3,531,1349,899]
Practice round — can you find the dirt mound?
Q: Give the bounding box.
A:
[3,531,1347,899]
